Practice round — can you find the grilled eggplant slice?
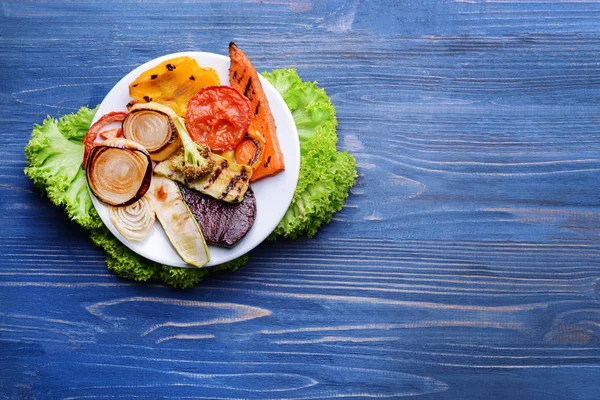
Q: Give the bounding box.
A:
[147,175,209,268]
[180,184,256,248]
[154,149,252,203]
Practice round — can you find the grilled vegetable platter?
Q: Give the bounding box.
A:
[85,43,300,268]
[25,42,357,287]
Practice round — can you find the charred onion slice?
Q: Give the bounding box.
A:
[108,196,155,242]
[86,138,152,206]
[122,103,182,161]
[234,126,266,168]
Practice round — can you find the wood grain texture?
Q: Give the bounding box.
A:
[1,0,600,399]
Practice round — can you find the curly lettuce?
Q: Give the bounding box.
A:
[58,106,99,142]
[24,68,356,287]
[262,69,357,239]
[90,226,247,289]
[24,108,103,230]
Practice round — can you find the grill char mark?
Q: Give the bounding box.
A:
[244,77,253,98]
[219,169,248,201]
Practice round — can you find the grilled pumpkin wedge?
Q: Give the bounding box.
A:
[229,42,285,181]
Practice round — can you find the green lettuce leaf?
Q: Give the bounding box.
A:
[24,108,103,230]
[262,69,357,239]
[58,106,98,142]
[90,225,248,289]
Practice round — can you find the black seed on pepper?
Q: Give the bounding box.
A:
[132,84,138,87]
[189,75,195,81]
[166,63,174,71]
[143,96,151,102]
[150,74,158,80]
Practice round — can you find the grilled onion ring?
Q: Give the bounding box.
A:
[86,138,152,207]
[108,196,155,241]
[234,126,266,168]
[122,104,181,161]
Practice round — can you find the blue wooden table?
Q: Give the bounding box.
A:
[2,1,600,398]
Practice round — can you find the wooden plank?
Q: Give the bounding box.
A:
[1,0,600,398]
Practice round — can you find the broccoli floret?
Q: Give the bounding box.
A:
[182,143,215,180]
[172,117,215,180]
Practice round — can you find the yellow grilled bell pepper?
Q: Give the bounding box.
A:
[129,56,220,117]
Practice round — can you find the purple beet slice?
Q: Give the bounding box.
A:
[178,184,256,248]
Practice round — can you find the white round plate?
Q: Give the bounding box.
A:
[90,51,300,268]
